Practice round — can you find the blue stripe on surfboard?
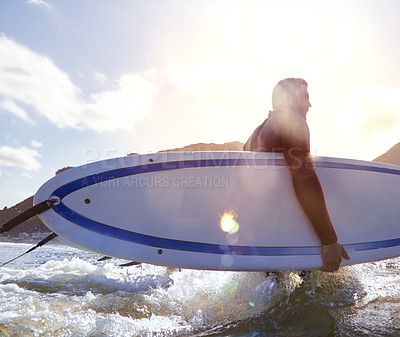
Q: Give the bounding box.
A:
[315,161,400,176]
[52,202,400,256]
[51,158,400,200]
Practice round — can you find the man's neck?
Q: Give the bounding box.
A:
[271,108,307,119]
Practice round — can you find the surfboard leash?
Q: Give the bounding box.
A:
[0,232,58,268]
[0,199,59,267]
[0,199,56,234]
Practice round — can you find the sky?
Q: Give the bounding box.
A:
[1,0,400,207]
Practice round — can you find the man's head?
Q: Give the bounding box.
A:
[272,78,311,115]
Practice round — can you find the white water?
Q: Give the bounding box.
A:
[0,242,288,336]
[0,241,399,336]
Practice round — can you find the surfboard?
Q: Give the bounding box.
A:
[34,151,400,271]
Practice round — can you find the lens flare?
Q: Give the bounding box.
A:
[220,211,239,234]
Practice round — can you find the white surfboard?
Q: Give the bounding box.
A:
[34,151,400,271]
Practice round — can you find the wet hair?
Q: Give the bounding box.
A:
[272,78,308,111]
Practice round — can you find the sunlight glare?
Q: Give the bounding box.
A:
[220,211,240,234]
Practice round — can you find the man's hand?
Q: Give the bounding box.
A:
[320,242,350,272]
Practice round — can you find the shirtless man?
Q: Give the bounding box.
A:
[244,78,349,272]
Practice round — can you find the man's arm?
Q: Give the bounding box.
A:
[283,148,350,271]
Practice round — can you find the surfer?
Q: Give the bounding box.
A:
[244,78,350,272]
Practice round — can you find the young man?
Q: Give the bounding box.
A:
[244,78,349,272]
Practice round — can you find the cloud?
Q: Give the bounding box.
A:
[84,74,158,132]
[310,87,400,160]
[166,51,267,143]
[0,36,158,133]
[0,98,35,124]
[0,146,41,170]
[95,72,107,83]
[25,0,51,9]
[167,51,244,94]
[31,140,42,148]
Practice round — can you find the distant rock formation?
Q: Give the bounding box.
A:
[373,142,400,166]
[56,166,74,175]
[158,141,244,152]
[127,141,244,156]
[0,196,51,240]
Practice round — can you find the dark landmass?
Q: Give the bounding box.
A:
[126,141,244,156]
[373,142,400,166]
[0,196,51,242]
[56,166,74,175]
[158,141,244,152]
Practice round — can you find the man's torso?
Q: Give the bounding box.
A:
[244,110,310,153]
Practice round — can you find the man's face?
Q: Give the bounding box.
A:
[297,85,312,115]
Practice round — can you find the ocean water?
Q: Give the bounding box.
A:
[0,240,399,337]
